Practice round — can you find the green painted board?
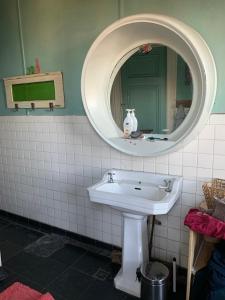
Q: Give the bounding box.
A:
[12,81,55,102]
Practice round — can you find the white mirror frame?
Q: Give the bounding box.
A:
[81,14,217,156]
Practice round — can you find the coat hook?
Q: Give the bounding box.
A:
[49,102,54,111]
[14,104,19,112]
[31,103,35,110]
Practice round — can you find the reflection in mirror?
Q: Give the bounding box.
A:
[110,45,193,135]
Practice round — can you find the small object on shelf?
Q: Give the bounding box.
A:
[202,178,225,209]
[130,109,138,132]
[130,131,143,139]
[123,109,133,138]
[162,128,170,134]
[35,58,41,74]
[139,43,152,54]
[26,65,35,75]
[147,137,168,141]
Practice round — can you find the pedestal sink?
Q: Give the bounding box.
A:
[88,169,182,297]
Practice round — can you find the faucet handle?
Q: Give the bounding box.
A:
[159,179,173,192]
[107,172,115,183]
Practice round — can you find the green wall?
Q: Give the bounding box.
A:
[0,0,224,115]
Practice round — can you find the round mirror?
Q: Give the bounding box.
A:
[81,14,217,156]
[110,44,193,135]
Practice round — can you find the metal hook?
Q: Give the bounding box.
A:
[49,102,54,111]
[14,104,19,112]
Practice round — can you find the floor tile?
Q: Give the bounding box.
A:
[0,240,23,263]
[46,268,93,300]
[125,296,139,300]
[47,292,64,300]
[168,285,186,300]
[80,279,127,300]
[5,251,67,287]
[0,218,10,229]
[0,269,64,300]
[0,224,43,247]
[50,243,86,266]
[0,213,186,300]
[0,268,42,293]
[105,263,121,281]
[71,251,111,276]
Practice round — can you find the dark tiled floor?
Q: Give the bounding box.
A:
[0,215,186,300]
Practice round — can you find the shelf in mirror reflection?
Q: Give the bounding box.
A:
[109,136,175,156]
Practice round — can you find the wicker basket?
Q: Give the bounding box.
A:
[202,178,225,209]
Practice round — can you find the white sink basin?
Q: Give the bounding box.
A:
[87,169,182,298]
[88,169,182,215]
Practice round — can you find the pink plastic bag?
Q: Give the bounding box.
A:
[0,282,54,300]
[184,208,225,239]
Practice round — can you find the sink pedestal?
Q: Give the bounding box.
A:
[114,213,149,298]
[88,170,182,296]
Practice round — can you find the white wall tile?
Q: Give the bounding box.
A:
[182,166,197,179]
[183,139,198,153]
[167,216,181,229]
[197,154,213,169]
[210,114,225,125]
[214,140,225,155]
[213,169,225,179]
[198,140,214,154]
[197,167,212,179]
[182,193,196,206]
[167,228,180,242]
[180,255,188,268]
[182,153,197,167]
[215,125,225,140]
[155,163,168,174]
[182,180,196,194]
[168,164,182,176]
[198,125,215,140]
[168,203,181,217]
[154,225,168,238]
[213,155,225,170]
[169,152,183,165]
[0,114,224,269]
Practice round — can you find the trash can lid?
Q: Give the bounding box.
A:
[141,261,169,284]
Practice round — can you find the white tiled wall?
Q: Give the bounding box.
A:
[0,114,224,268]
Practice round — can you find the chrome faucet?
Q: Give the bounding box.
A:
[159,179,173,192]
[108,172,115,183]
